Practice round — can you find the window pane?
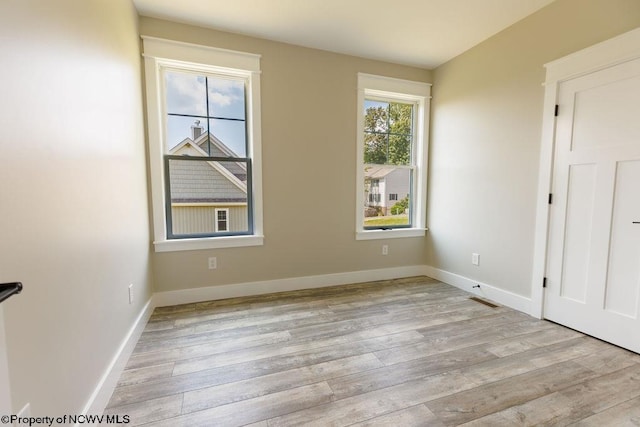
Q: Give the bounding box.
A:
[388,133,411,165]
[364,133,388,164]
[364,100,414,166]
[364,100,389,133]
[363,165,411,228]
[208,118,246,157]
[165,72,247,156]
[165,71,207,116]
[166,116,209,153]
[389,102,413,132]
[167,158,249,236]
[216,209,228,232]
[207,77,245,120]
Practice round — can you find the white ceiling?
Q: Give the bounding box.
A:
[133,0,555,69]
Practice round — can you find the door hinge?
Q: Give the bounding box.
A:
[543,277,547,288]
[554,104,559,116]
[548,193,553,204]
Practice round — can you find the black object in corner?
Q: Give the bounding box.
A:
[0,282,22,304]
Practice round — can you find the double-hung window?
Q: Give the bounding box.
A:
[143,37,263,251]
[215,208,229,232]
[356,73,430,240]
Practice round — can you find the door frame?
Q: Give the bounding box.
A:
[531,27,640,318]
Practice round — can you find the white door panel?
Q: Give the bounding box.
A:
[572,74,640,151]
[560,163,597,303]
[605,160,640,318]
[545,57,640,353]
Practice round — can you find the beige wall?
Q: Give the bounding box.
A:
[0,0,152,415]
[427,0,640,297]
[3,0,635,414]
[139,18,432,292]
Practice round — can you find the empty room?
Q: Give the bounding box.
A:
[1,0,640,425]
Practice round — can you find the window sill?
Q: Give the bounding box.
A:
[356,228,427,240]
[154,235,264,252]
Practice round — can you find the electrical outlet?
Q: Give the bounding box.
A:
[472,253,480,266]
[382,245,389,255]
[208,257,217,269]
[128,284,134,304]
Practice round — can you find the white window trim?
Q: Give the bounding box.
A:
[142,36,264,252]
[355,73,431,241]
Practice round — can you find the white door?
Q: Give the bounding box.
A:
[545,57,640,353]
[0,306,12,413]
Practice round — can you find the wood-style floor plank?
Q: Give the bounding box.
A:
[425,360,595,425]
[349,404,444,427]
[461,362,640,426]
[268,371,476,426]
[181,353,382,413]
[104,276,640,426]
[571,395,640,427]
[102,395,183,427]
[326,344,497,400]
[148,382,335,427]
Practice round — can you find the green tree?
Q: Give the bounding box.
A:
[364,102,412,165]
[364,106,388,164]
[390,196,409,215]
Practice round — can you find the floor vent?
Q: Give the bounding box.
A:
[469,297,499,308]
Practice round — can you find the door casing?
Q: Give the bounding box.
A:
[531,27,640,319]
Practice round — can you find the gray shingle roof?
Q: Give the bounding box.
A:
[168,133,248,204]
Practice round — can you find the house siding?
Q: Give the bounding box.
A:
[365,169,411,215]
[172,205,248,234]
[384,169,411,214]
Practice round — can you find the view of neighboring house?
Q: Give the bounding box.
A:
[364,165,410,216]
[168,122,248,235]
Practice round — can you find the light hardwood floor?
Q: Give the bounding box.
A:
[105,276,640,426]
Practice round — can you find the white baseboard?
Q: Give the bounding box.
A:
[423,265,533,315]
[83,298,155,417]
[154,265,429,307]
[15,403,30,426]
[83,264,533,420]
[82,265,423,419]
[153,265,533,315]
